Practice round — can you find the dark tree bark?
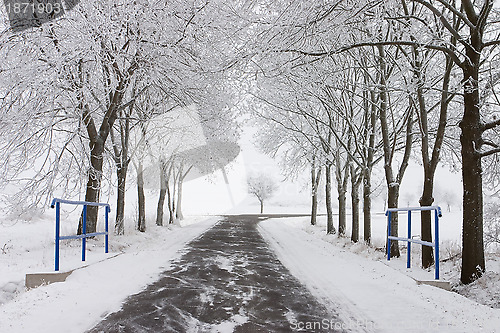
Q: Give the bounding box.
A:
[115,165,127,235]
[411,0,497,286]
[156,162,167,227]
[377,43,401,257]
[176,165,192,220]
[167,164,176,224]
[335,149,349,237]
[167,179,175,224]
[136,161,146,232]
[78,135,104,235]
[176,173,184,220]
[387,183,401,257]
[362,89,378,245]
[454,0,498,283]
[460,47,485,284]
[156,189,166,226]
[420,179,434,267]
[350,166,362,243]
[338,187,347,236]
[417,54,453,268]
[362,168,372,244]
[311,161,322,226]
[325,162,336,234]
[110,105,131,236]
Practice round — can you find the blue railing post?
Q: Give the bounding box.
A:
[385,206,442,280]
[55,201,60,272]
[82,205,87,262]
[51,198,110,271]
[387,211,392,261]
[105,206,109,254]
[407,211,411,269]
[435,208,440,280]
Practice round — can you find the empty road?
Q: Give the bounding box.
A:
[88,215,347,332]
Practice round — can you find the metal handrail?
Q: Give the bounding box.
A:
[51,198,110,271]
[385,206,442,280]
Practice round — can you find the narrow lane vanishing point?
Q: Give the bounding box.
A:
[88,215,348,332]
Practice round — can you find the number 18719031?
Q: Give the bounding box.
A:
[5,2,62,15]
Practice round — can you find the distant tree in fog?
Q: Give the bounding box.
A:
[247,174,278,214]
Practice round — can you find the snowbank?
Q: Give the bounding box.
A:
[258,217,500,333]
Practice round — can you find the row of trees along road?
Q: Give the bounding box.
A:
[0,1,243,234]
[244,0,500,285]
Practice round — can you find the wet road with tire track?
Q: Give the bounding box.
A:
[88,215,348,332]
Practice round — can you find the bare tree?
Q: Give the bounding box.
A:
[247,174,278,214]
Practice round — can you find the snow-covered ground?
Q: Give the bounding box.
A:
[1,198,500,332]
[0,215,219,333]
[259,216,500,333]
[1,137,498,332]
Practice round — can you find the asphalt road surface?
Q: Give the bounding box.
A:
[88,215,348,332]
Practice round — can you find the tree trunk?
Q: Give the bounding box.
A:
[338,188,347,237]
[176,176,184,220]
[387,184,401,258]
[325,162,335,234]
[156,164,167,226]
[311,189,318,226]
[137,162,146,232]
[420,175,434,268]
[156,188,166,226]
[363,169,372,244]
[78,139,104,234]
[351,172,361,243]
[335,150,349,237]
[460,58,485,284]
[115,164,127,235]
[311,164,321,226]
[362,88,377,245]
[167,180,175,224]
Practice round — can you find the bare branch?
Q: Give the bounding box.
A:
[482,118,500,132]
[483,40,500,48]
[412,0,472,44]
[481,147,500,158]
[281,40,463,68]
[461,0,479,25]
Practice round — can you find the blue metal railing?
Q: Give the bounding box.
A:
[50,198,110,271]
[385,206,442,280]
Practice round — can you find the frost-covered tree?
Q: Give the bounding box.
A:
[387,0,500,284]
[1,0,245,234]
[247,174,278,214]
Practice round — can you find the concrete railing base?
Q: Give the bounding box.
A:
[25,271,73,289]
[416,280,451,291]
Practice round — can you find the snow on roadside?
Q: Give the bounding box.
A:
[0,215,220,333]
[258,217,500,333]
